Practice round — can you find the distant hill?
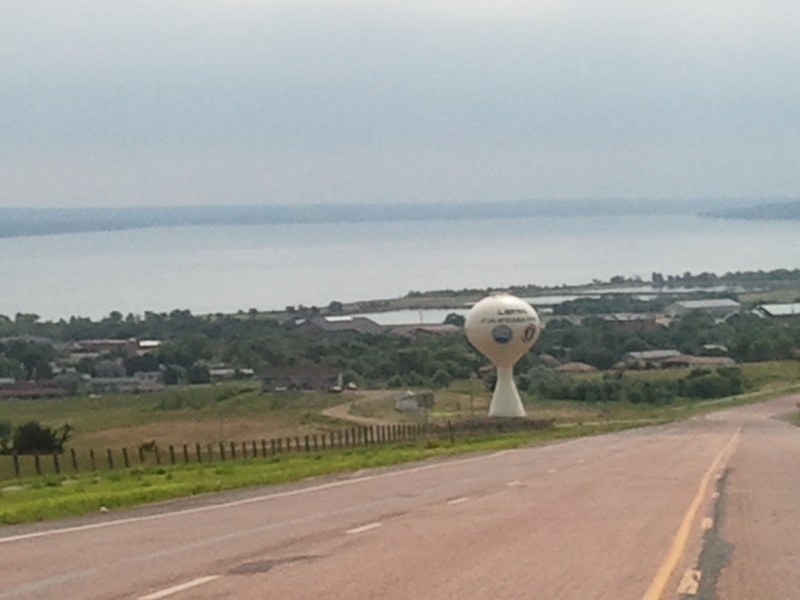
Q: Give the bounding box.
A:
[0,198,773,238]
[702,200,800,220]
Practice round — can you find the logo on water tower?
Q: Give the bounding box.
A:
[491,325,513,344]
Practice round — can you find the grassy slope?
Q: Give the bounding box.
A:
[2,361,799,525]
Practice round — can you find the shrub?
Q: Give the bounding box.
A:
[11,421,72,454]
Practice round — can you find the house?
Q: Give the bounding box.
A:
[752,303,800,321]
[555,362,599,373]
[262,367,343,392]
[665,299,741,320]
[72,338,140,355]
[393,390,435,412]
[601,313,659,331]
[208,366,256,382]
[0,381,68,399]
[87,371,164,394]
[624,349,683,368]
[294,316,384,336]
[661,356,736,368]
[388,324,461,338]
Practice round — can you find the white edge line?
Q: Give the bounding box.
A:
[447,497,469,505]
[0,449,516,544]
[138,575,220,600]
[347,522,381,535]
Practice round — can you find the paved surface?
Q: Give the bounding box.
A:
[1,395,799,600]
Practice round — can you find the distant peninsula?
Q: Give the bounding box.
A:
[702,200,800,221]
[0,198,779,239]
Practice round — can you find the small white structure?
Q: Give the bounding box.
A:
[465,293,541,417]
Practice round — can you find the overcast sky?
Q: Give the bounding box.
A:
[2,1,800,208]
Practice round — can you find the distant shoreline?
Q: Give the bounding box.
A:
[0,198,783,239]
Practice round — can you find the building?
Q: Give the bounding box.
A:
[661,356,736,368]
[87,371,164,394]
[0,381,68,399]
[208,366,256,382]
[665,299,741,320]
[601,313,659,331]
[294,316,384,336]
[388,324,462,338]
[623,349,684,369]
[752,303,800,321]
[262,367,343,392]
[555,362,599,373]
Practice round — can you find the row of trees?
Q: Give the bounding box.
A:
[1,308,799,388]
[521,367,744,405]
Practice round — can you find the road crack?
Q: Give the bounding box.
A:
[680,468,734,600]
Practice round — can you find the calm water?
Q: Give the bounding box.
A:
[0,215,796,320]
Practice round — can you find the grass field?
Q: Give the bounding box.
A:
[0,383,352,452]
[1,361,798,525]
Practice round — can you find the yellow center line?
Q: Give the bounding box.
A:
[639,428,741,600]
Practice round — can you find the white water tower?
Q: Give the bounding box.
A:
[465,292,541,417]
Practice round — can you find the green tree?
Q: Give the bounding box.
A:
[443,313,465,327]
[12,421,72,454]
[0,420,12,453]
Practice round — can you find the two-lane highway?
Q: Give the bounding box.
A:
[2,395,799,600]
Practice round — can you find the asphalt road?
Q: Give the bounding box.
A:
[2,394,799,600]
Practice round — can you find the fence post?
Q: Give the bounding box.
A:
[90,449,97,471]
[168,445,176,465]
[12,451,20,478]
[196,443,202,463]
[183,444,189,464]
[305,435,310,452]
[448,421,455,445]
[230,441,237,459]
[252,441,258,457]
[262,439,267,457]
[34,453,42,476]
[52,453,60,475]
[138,445,145,464]
[106,449,114,470]
[295,436,301,452]
[154,446,161,465]
[207,443,213,462]
[70,448,78,472]
[312,435,318,451]
[219,442,226,461]
[122,447,130,468]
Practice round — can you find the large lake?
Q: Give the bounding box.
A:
[0,214,796,320]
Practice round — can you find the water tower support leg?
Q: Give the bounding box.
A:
[489,367,527,418]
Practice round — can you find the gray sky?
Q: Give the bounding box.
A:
[2,0,800,208]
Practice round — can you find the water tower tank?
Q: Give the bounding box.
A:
[465,292,540,417]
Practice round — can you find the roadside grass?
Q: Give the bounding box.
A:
[0,420,647,525]
[1,360,797,525]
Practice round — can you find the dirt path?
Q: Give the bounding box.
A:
[321,391,397,426]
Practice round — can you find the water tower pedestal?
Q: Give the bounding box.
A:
[490,367,526,417]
